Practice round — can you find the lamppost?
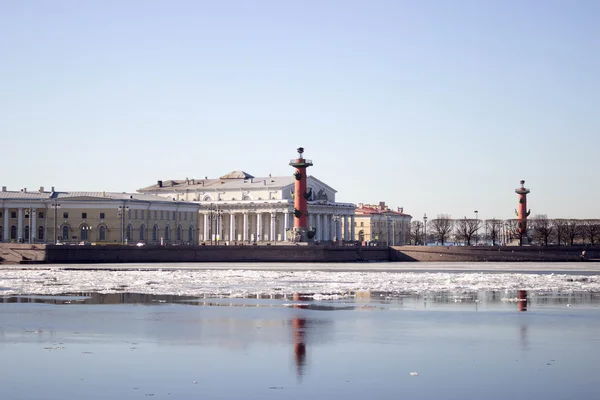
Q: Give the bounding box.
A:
[81,226,92,243]
[50,201,61,244]
[118,203,129,245]
[24,207,33,244]
[474,210,479,246]
[208,204,222,245]
[386,215,392,246]
[423,213,428,246]
[332,214,341,243]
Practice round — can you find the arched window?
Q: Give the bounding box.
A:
[38,226,44,241]
[80,226,89,241]
[98,226,107,241]
[24,226,30,241]
[358,230,365,242]
[126,225,132,241]
[165,226,170,241]
[10,225,17,240]
[62,226,69,241]
[189,226,194,243]
[139,225,145,241]
[152,225,158,241]
[203,195,212,201]
[177,226,182,241]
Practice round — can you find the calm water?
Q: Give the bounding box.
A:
[1,291,599,399]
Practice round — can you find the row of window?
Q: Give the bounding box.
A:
[1,210,194,221]
[0,225,45,241]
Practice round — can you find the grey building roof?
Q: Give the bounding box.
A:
[0,190,190,204]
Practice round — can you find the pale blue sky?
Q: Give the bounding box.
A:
[2,0,599,221]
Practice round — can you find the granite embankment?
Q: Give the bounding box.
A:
[1,243,598,265]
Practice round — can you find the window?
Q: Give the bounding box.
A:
[24,226,30,240]
[134,210,138,219]
[10,225,17,240]
[152,225,158,241]
[141,210,145,220]
[25,213,29,219]
[38,212,44,219]
[126,225,132,241]
[61,226,69,241]
[189,226,193,242]
[173,211,176,220]
[0,226,2,241]
[177,226,182,241]
[154,210,157,220]
[80,226,89,241]
[184,212,187,221]
[139,225,145,241]
[38,226,44,241]
[11,212,16,219]
[82,213,87,219]
[360,222,364,227]
[166,211,170,220]
[160,211,164,220]
[165,226,170,241]
[0,211,2,218]
[128,209,131,220]
[99,226,106,241]
[63,212,69,219]
[100,213,105,219]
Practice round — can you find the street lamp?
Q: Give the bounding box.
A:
[50,201,61,244]
[474,210,479,246]
[423,213,428,246]
[118,203,129,245]
[81,225,93,243]
[332,214,341,242]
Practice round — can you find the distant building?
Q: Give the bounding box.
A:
[349,202,412,245]
[137,171,355,243]
[0,186,197,244]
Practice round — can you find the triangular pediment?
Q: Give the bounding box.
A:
[219,170,255,180]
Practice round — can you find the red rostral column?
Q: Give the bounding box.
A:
[289,147,313,242]
[515,180,531,236]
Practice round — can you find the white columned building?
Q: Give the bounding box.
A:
[138,170,356,244]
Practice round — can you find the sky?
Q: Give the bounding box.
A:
[1,0,599,222]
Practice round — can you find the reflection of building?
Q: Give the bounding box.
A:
[0,187,197,244]
[349,202,412,245]
[138,170,355,243]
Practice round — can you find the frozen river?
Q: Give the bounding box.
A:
[1,262,599,399]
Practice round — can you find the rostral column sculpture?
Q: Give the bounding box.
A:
[515,180,531,240]
[289,147,315,242]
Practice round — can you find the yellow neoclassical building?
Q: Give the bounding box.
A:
[347,202,412,245]
[0,186,198,244]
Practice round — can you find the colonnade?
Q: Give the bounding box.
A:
[2,207,38,242]
[199,210,355,243]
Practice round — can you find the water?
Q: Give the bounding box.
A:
[1,263,599,399]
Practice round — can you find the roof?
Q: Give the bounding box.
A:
[355,205,412,218]
[138,174,337,193]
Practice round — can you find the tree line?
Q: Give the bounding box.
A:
[409,214,600,246]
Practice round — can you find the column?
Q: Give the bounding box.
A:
[315,213,321,241]
[256,212,262,242]
[17,208,23,241]
[270,212,276,241]
[3,208,9,242]
[283,210,289,235]
[323,214,329,241]
[350,215,355,242]
[330,216,336,240]
[242,212,248,241]
[203,214,208,241]
[343,215,349,241]
[337,218,342,241]
[229,213,235,242]
[31,208,37,243]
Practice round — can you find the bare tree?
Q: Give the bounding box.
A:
[553,219,568,246]
[454,218,480,245]
[582,220,600,245]
[485,219,502,246]
[564,219,582,246]
[429,215,453,245]
[531,215,554,246]
[506,219,528,246]
[410,221,423,245]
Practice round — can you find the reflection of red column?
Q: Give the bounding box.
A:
[517,290,528,312]
[289,147,313,242]
[515,180,531,236]
[293,317,306,378]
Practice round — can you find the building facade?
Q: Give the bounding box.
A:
[0,186,198,244]
[350,202,412,245]
[137,171,356,243]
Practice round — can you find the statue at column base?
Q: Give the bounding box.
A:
[287,227,315,243]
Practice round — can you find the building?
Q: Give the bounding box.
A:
[350,202,412,245]
[0,186,198,244]
[137,170,356,243]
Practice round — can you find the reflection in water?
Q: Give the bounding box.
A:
[518,290,528,312]
[291,293,309,380]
